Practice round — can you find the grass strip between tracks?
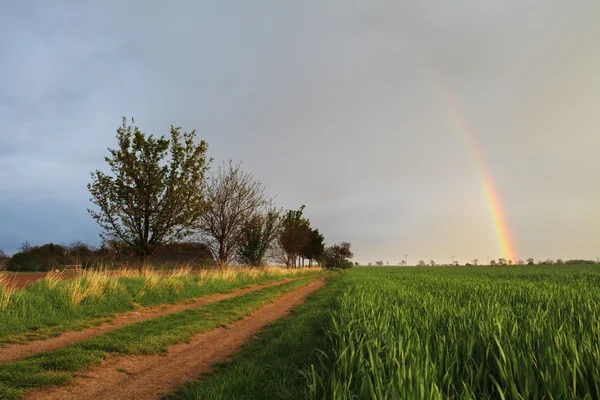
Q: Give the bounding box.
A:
[0,275,321,400]
[163,273,342,400]
[0,269,320,345]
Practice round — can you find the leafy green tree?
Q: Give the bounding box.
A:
[527,257,535,265]
[6,252,39,272]
[498,258,507,265]
[278,206,311,267]
[237,207,280,267]
[325,242,354,269]
[301,229,325,267]
[88,117,210,271]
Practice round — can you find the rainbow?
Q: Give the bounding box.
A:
[434,84,518,261]
[409,45,518,261]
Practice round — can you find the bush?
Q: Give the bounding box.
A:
[6,252,40,272]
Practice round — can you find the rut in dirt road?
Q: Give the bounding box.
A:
[28,278,325,400]
[0,277,301,364]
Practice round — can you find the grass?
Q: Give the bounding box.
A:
[307,266,600,399]
[163,273,342,400]
[0,267,320,344]
[0,276,320,399]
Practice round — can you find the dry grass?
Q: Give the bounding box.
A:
[36,265,323,305]
[0,273,17,312]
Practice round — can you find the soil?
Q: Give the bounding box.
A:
[1,271,79,289]
[27,278,325,400]
[0,278,298,364]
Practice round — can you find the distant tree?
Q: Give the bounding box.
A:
[368,262,373,267]
[527,257,535,265]
[198,161,271,268]
[453,261,459,266]
[6,252,39,272]
[556,258,564,265]
[517,259,525,265]
[354,262,360,266]
[490,259,497,266]
[473,258,479,266]
[325,242,354,269]
[88,117,210,271]
[400,260,406,266]
[0,249,7,258]
[545,259,555,265]
[508,259,513,265]
[301,229,326,267]
[236,207,280,267]
[429,260,435,266]
[20,241,32,253]
[417,260,425,267]
[278,206,311,267]
[498,258,507,266]
[375,260,384,266]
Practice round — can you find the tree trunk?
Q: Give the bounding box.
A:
[138,253,146,274]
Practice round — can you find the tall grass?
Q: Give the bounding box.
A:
[308,266,600,399]
[0,266,320,344]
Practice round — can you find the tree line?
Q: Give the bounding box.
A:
[1,118,354,272]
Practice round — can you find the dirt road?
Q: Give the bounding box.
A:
[28,278,325,400]
[0,278,298,364]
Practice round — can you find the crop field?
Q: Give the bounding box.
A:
[1,265,599,399]
[306,266,600,399]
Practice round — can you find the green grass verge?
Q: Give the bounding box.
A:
[163,273,341,400]
[0,276,321,400]
[0,270,318,344]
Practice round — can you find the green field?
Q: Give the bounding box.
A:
[2,265,600,399]
[173,265,600,399]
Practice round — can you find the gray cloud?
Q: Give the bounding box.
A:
[1,1,598,262]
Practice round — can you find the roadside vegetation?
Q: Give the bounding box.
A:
[0,276,321,400]
[0,267,319,344]
[164,273,343,400]
[307,266,600,399]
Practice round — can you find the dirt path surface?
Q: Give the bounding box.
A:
[28,278,325,400]
[0,278,299,364]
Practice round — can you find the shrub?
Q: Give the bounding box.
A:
[6,252,40,272]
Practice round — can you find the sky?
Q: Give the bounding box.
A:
[1,1,599,264]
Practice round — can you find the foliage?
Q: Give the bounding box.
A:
[278,206,311,267]
[308,266,600,399]
[236,207,280,266]
[5,253,40,272]
[88,117,210,269]
[301,229,326,267]
[199,161,270,267]
[324,242,353,269]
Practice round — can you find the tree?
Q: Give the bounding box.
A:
[20,241,32,253]
[325,242,354,269]
[88,117,210,271]
[199,161,270,268]
[301,229,325,267]
[527,258,535,265]
[417,260,425,266]
[6,252,39,272]
[498,258,507,266]
[375,260,384,266]
[556,258,564,264]
[236,207,280,267]
[490,259,497,266]
[278,206,311,267]
[473,258,479,266]
[429,260,435,266]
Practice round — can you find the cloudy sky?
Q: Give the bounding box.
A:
[1,1,599,264]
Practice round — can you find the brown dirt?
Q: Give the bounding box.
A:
[28,278,325,400]
[2,271,79,289]
[0,278,299,364]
